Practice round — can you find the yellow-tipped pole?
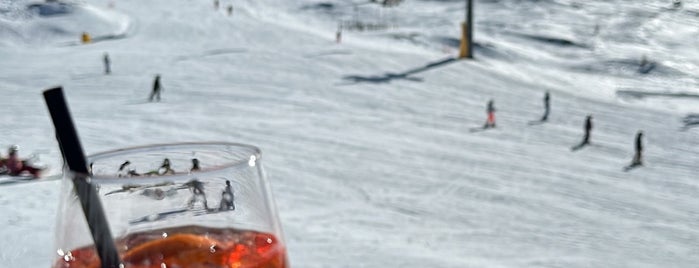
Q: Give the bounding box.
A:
[459,0,473,59]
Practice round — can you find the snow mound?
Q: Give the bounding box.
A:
[0,1,130,46]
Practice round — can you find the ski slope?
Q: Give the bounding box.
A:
[1,0,698,267]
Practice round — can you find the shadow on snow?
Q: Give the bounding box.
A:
[341,56,457,84]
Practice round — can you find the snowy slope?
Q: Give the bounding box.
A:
[1,0,698,267]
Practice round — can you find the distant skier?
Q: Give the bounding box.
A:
[484,99,496,128]
[226,5,233,16]
[159,158,175,175]
[1,145,41,178]
[571,115,593,151]
[149,75,162,102]
[144,158,175,176]
[541,91,550,122]
[190,158,200,172]
[582,115,593,145]
[631,131,644,166]
[336,25,342,44]
[186,179,209,210]
[218,180,235,211]
[214,0,219,10]
[118,160,140,177]
[103,53,111,75]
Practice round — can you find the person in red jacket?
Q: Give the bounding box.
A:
[3,145,41,178]
[484,99,496,128]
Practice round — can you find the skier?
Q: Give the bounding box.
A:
[186,179,209,210]
[144,158,174,176]
[103,52,111,75]
[190,158,200,172]
[631,131,644,166]
[227,5,233,16]
[214,0,219,10]
[118,160,140,177]
[336,25,342,44]
[484,99,496,128]
[218,180,235,211]
[541,91,550,121]
[582,115,593,145]
[159,158,175,175]
[1,145,41,178]
[149,75,162,102]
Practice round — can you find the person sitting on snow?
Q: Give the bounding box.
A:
[3,145,41,178]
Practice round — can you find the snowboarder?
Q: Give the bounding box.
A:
[103,52,111,75]
[484,99,496,128]
[190,158,200,172]
[149,75,162,102]
[1,145,41,178]
[218,180,235,211]
[541,91,550,121]
[582,115,593,145]
[186,179,209,210]
[631,131,644,166]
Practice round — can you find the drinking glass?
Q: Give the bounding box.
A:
[53,142,288,268]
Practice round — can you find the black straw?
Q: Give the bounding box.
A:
[43,87,122,268]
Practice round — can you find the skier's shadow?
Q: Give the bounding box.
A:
[340,57,457,84]
[570,143,587,152]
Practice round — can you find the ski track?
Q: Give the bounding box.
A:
[1,0,699,267]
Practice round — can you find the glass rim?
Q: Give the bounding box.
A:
[84,142,261,181]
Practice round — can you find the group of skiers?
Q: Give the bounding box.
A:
[184,179,235,211]
[213,0,234,16]
[116,158,199,177]
[480,92,644,167]
[101,53,163,102]
[113,157,235,211]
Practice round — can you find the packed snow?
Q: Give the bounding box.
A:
[1,0,698,267]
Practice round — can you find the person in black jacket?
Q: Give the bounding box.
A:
[541,91,550,121]
[632,131,644,165]
[582,115,593,145]
[149,75,162,102]
[103,52,111,75]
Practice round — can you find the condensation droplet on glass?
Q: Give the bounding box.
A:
[248,155,256,166]
[266,238,272,244]
[160,263,167,268]
[63,251,74,262]
[56,248,65,256]
[162,232,168,238]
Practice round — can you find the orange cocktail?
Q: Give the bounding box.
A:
[55,226,288,268]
